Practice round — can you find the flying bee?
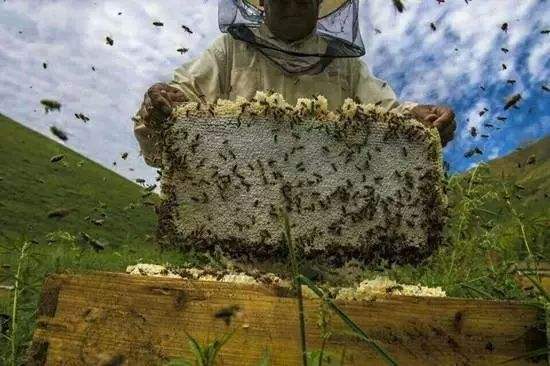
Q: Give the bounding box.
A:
[50,154,64,163]
[218,152,227,161]
[228,149,236,159]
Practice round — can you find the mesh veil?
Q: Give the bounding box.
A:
[218,0,365,75]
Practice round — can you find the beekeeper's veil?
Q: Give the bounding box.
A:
[219,0,364,75]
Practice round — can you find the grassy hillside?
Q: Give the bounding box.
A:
[0,113,548,364]
[0,113,157,246]
[483,136,550,216]
[0,114,197,364]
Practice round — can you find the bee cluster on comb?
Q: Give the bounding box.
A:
[153,92,447,266]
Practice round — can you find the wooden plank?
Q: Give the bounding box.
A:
[29,271,547,366]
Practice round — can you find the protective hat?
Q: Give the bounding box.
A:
[244,0,350,19]
[218,0,364,75]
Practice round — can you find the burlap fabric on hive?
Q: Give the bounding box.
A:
[153,93,447,265]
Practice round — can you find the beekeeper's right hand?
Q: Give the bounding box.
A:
[138,83,187,127]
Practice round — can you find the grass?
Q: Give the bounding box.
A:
[0,112,548,364]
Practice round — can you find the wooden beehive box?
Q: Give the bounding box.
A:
[155,95,447,265]
[27,272,548,365]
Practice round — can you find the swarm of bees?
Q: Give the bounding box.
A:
[156,94,447,266]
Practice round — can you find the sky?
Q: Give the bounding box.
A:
[0,0,548,187]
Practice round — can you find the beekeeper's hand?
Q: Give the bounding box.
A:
[138,83,187,127]
[411,105,456,147]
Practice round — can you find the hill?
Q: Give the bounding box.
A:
[0,113,158,247]
[483,136,550,216]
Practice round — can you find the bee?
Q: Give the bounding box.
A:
[50,126,68,141]
[392,0,405,12]
[394,170,402,178]
[374,176,383,184]
[330,163,337,172]
[228,149,236,159]
[50,154,64,163]
[504,93,521,110]
[322,146,330,153]
[274,134,278,143]
[402,147,408,157]
[153,21,164,27]
[202,192,209,203]
[218,152,227,161]
[179,24,194,34]
[190,142,200,154]
[241,181,251,191]
[195,157,207,169]
[105,36,114,46]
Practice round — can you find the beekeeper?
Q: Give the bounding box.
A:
[133,0,456,167]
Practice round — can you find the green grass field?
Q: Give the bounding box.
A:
[0,113,548,364]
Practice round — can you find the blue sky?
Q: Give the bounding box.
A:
[0,0,548,185]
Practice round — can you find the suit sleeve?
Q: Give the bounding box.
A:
[133,35,230,167]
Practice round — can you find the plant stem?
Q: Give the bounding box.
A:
[280,208,308,366]
[11,242,29,366]
[447,165,480,282]
[297,275,398,366]
[502,184,532,259]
